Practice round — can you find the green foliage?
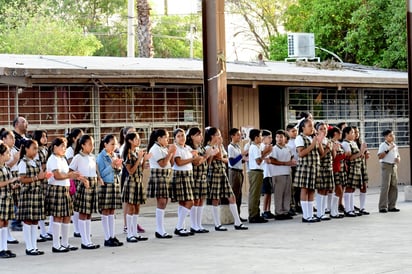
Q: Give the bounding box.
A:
[268,34,288,61]
[152,15,202,58]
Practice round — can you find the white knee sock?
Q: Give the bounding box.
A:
[61,223,70,247]
[350,193,355,212]
[360,192,366,210]
[101,215,110,240]
[331,195,339,216]
[108,215,115,238]
[52,222,61,248]
[316,194,323,218]
[132,215,138,236]
[307,201,314,219]
[86,219,92,244]
[155,208,165,235]
[78,220,87,245]
[38,220,47,236]
[212,206,221,227]
[126,214,133,238]
[47,216,54,234]
[7,227,16,241]
[301,201,308,219]
[1,227,7,251]
[31,225,38,250]
[344,193,350,212]
[230,203,242,226]
[327,193,333,211]
[72,211,80,233]
[176,206,189,230]
[197,206,205,230]
[23,223,33,251]
[190,206,198,230]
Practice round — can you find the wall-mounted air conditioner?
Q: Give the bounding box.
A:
[287,33,315,58]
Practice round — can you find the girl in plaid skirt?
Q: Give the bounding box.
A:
[147,129,176,239]
[121,132,149,243]
[0,143,19,258]
[204,127,247,231]
[32,130,52,241]
[341,127,367,217]
[97,134,124,247]
[327,126,345,218]
[293,119,324,223]
[186,127,214,233]
[18,140,47,256]
[354,127,370,215]
[69,135,102,249]
[46,137,83,253]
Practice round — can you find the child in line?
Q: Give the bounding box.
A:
[97,134,124,247]
[46,137,82,253]
[354,127,370,215]
[69,135,102,249]
[286,124,299,215]
[261,130,275,220]
[121,132,149,242]
[0,143,19,258]
[267,130,296,220]
[147,129,176,239]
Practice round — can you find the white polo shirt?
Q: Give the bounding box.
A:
[47,154,70,186]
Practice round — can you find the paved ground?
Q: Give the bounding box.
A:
[1,186,411,274]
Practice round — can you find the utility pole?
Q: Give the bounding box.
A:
[127,0,135,57]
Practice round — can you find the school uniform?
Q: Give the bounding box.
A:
[122,151,146,205]
[316,139,334,190]
[332,141,347,186]
[170,145,194,202]
[147,143,172,199]
[378,141,400,211]
[228,142,244,213]
[247,142,265,219]
[206,145,234,200]
[341,140,362,189]
[70,152,99,214]
[293,134,320,190]
[271,145,293,216]
[96,150,122,210]
[0,165,15,221]
[191,146,209,200]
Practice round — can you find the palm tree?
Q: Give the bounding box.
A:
[137,0,154,57]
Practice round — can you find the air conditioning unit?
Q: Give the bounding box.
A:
[287,33,315,58]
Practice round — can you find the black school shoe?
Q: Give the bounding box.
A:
[248,216,268,223]
[234,224,248,230]
[81,243,100,249]
[388,208,400,212]
[155,232,173,239]
[26,249,44,256]
[174,228,190,237]
[52,246,69,253]
[104,237,123,247]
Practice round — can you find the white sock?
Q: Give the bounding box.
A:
[85,219,92,244]
[78,220,87,245]
[212,206,221,227]
[360,192,366,210]
[301,201,308,219]
[47,216,54,234]
[155,208,165,235]
[52,222,61,249]
[101,215,110,240]
[190,206,198,230]
[23,223,33,251]
[1,227,7,251]
[344,193,350,213]
[126,214,133,238]
[72,211,80,234]
[197,206,205,230]
[307,201,314,219]
[108,215,115,238]
[350,193,355,212]
[38,220,47,236]
[132,215,139,237]
[31,225,38,250]
[61,223,70,247]
[230,203,242,226]
[331,195,339,216]
[327,193,333,211]
[316,194,323,218]
[7,227,16,241]
[176,206,189,230]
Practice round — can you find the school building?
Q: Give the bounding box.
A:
[0,54,409,186]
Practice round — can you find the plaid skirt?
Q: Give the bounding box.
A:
[122,176,146,205]
[170,170,194,202]
[46,185,73,217]
[74,177,99,214]
[360,159,369,185]
[17,182,45,221]
[333,171,347,186]
[147,168,172,199]
[346,162,362,189]
[315,167,334,190]
[11,170,20,206]
[192,173,208,200]
[98,179,122,210]
[0,186,15,220]
[207,168,234,200]
[293,165,319,190]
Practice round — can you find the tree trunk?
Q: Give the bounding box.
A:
[137,0,154,57]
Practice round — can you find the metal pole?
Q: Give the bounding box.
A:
[127,0,135,58]
[408,0,412,185]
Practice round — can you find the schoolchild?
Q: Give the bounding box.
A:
[314,122,334,221]
[286,124,299,214]
[294,119,324,223]
[147,129,176,239]
[46,137,82,253]
[377,129,400,213]
[65,128,83,238]
[227,128,248,221]
[121,132,149,242]
[247,129,272,223]
[32,130,52,241]
[260,130,276,220]
[341,127,367,217]
[185,127,214,233]
[69,135,102,249]
[97,134,124,247]
[327,126,345,218]
[354,127,370,215]
[170,128,199,236]
[17,139,47,255]
[0,143,19,258]
[204,127,248,231]
[266,130,296,220]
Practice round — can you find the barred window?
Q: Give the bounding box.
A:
[287,87,409,148]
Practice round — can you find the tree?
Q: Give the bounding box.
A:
[137,0,154,57]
